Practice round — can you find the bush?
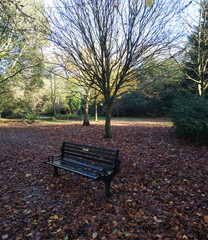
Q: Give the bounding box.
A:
[169,92,208,145]
[26,111,37,122]
[55,114,82,120]
[110,87,180,118]
[2,111,25,119]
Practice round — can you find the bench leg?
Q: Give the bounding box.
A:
[53,166,60,177]
[103,177,112,199]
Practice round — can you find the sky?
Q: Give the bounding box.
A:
[43,0,199,32]
[43,0,200,59]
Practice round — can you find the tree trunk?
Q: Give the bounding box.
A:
[83,93,90,126]
[51,77,57,118]
[53,100,57,118]
[198,82,205,97]
[104,103,112,138]
[95,98,98,122]
[197,1,204,98]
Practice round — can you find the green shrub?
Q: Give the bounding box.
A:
[26,111,37,122]
[3,111,24,119]
[55,114,82,120]
[6,112,19,119]
[169,92,208,145]
[67,114,82,120]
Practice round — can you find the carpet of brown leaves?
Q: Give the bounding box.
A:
[0,120,207,240]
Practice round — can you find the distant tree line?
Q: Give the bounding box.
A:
[1,0,208,144]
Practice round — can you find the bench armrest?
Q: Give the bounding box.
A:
[101,158,121,176]
[115,157,121,173]
[45,154,61,163]
[100,166,115,177]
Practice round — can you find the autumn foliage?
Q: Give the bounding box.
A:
[0,120,207,239]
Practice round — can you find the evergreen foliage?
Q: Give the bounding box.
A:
[169,92,208,145]
[179,0,208,96]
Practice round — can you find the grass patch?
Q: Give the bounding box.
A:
[0,116,172,126]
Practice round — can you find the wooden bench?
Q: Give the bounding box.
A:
[44,141,121,199]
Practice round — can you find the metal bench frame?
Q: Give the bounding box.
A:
[44,141,121,199]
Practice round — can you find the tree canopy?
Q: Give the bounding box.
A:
[0,0,48,97]
[48,0,189,137]
[173,0,208,97]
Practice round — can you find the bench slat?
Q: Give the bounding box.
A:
[63,142,117,154]
[63,150,115,165]
[63,144,117,160]
[61,157,103,171]
[63,145,117,160]
[62,150,116,164]
[47,160,100,179]
[61,155,115,171]
[64,144,117,158]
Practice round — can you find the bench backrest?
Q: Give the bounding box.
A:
[61,141,119,168]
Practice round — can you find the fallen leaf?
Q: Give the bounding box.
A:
[203,215,208,223]
[112,229,117,234]
[0,120,207,240]
[146,0,152,7]
[92,232,98,238]
[124,232,131,237]
[154,216,163,223]
[113,221,118,227]
[2,234,8,240]
[25,233,33,237]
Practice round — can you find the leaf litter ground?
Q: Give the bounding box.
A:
[0,120,207,240]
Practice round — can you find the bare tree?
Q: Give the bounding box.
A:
[48,0,189,138]
[172,0,208,97]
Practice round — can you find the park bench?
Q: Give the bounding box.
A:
[44,141,121,199]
